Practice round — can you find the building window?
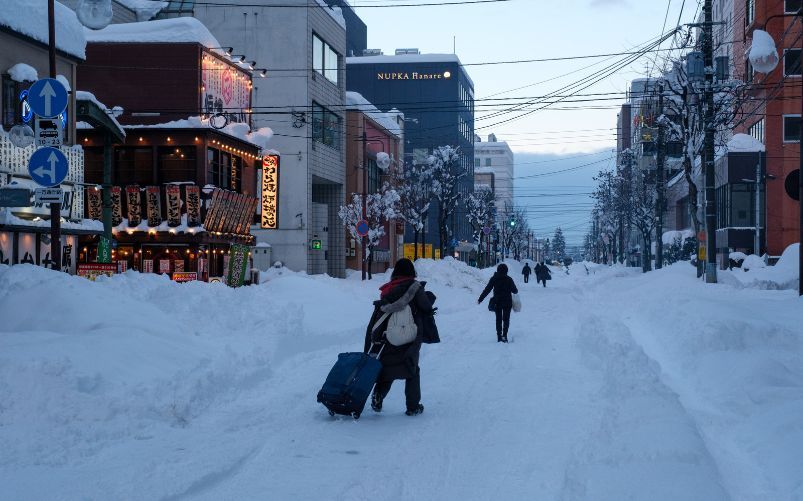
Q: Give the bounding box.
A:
[474,158,480,168]
[312,102,341,150]
[746,0,755,25]
[207,147,241,189]
[784,49,801,76]
[749,118,765,143]
[786,0,801,14]
[745,58,754,84]
[312,33,339,86]
[115,147,154,185]
[485,158,491,167]
[783,115,801,142]
[159,146,197,184]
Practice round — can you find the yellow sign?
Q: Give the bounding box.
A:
[697,231,706,261]
[261,155,279,229]
[403,243,440,260]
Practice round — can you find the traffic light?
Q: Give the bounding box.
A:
[510,219,516,227]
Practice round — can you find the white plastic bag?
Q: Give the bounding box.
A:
[511,293,522,313]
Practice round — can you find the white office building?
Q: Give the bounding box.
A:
[474,133,514,214]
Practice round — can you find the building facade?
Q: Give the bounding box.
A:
[0,2,93,273]
[162,0,349,277]
[346,52,475,252]
[344,91,404,274]
[474,133,514,215]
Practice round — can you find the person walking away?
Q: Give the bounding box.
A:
[477,263,518,343]
[364,258,435,416]
[535,261,551,287]
[522,262,531,283]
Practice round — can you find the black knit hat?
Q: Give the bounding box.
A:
[497,263,508,274]
[391,258,417,279]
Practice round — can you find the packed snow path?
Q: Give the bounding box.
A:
[1,261,801,500]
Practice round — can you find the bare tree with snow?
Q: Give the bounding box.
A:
[466,188,496,267]
[338,185,400,279]
[427,145,467,258]
[393,158,433,260]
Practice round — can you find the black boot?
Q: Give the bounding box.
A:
[371,391,383,412]
[405,404,424,416]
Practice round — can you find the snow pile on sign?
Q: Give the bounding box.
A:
[127,116,273,150]
[727,133,765,152]
[84,16,221,49]
[721,243,799,290]
[0,0,86,59]
[346,92,402,136]
[75,90,126,138]
[7,63,38,83]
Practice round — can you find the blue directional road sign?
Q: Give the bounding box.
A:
[28,78,68,118]
[28,147,68,187]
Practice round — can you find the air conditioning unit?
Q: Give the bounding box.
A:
[363,49,383,56]
[395,48,420,55]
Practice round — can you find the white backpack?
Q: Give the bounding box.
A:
[384,305,417,346]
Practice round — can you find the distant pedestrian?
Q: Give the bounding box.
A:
[535,261,551,287]
[522,262,531,283]
[477,263,519,343]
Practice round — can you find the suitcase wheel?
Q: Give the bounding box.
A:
[351,411,360,420]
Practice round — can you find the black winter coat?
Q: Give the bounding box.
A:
[522,264,532,276]
[478,272,518,309]
[363,279,434,382]
[535,263,551,280]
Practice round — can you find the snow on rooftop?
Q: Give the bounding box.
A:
[84,16,220,49]
[75,90,126,138]
[0,0,86,59]
[345,92,402,137]
[727,133,765,153]
[115,0,167,21]
[125,116,273,150]
[7,63,38,83]
[314,0,346,30]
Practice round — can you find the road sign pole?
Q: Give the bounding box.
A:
[48,0,61,271]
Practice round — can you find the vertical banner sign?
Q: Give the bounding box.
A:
[126,185,142,227]
[174,259,185,272]
[86,188,102,220]
[159,259,171,274]
[143,259,154,273]
[203,188,222,230]
[261,155,279,229]
[186,185,201,227]
[98,236,112,263]
[198,257,207,281]
[110,187,123,227]
[146,186,162,227]
[166,185,182,227]
[226,243,250,287]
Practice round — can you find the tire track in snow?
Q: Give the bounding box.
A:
[559,291,731,500]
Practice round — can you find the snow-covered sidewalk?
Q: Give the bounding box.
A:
[0,260,801,500]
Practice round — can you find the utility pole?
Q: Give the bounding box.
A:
[48,0,61,271]
[655,83,666,269]
[703,0,718,283]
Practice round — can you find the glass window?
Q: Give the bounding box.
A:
[158,146,196,184]
[749,118,765,143]
[474,158,480,168]
[783,115,801,142]
[325,45,338,84]
[313,35,324,76]
[784,49,801,76]
[2,76,17,127]
[207,147,238,189]
[485,158,491,167]
[312,33,339,86]
[746,0,755,25]
[115,147,154,185]
[786,0,801,13]
[731,184,753,227]
[312,101,340,150]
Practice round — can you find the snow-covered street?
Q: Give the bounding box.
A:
[1,259,801,500]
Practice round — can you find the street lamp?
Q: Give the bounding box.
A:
[748,12,803,295]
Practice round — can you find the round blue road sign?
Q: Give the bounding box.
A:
[28,147,69,187]
[28,78,68,119]
[356,219,370,237]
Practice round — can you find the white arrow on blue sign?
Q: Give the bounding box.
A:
[27,78,68,119]
[28,147,69,187]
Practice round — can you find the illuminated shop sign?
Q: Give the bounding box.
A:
[261,155,279,229]
[377,70,451,81]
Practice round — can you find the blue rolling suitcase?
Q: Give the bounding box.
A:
[317,344,384,419]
